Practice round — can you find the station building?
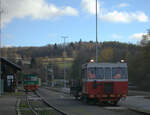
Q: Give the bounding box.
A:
[0,57,21,94]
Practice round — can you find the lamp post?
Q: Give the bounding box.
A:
[61,36,68,88]
[51,62,54,87]
[0,1,3,95]
[95,0,98,63]
[45,66,48,86]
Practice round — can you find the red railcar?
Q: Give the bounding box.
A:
[71,62,128,105]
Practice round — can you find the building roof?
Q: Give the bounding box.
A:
[0,57,21,71]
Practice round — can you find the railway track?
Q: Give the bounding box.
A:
[39,87,149,115]
[25,91,67,115]
[26,92,39,115]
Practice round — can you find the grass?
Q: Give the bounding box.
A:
[20,100,33,115]
[19,98,59,115]
[30,101,41,105]
[56,62,72,69]
[43,57,74,62]
[41,57,74,66]
[20,100,29,108]
[3,91,25,97]
[17,90,59,115]
[20,107,58,115]
[21,110,34,115]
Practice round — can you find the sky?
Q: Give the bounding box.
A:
[1,0,150,47]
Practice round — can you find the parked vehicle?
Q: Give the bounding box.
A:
[23,74,39,91]
[70,62,128,105]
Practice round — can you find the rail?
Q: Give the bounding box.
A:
[35,90,68,115]
[26,92,38,115]
[25,91,67,115]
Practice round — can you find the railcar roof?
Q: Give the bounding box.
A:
[82,62,127,69]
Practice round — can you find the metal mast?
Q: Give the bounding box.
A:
[62,36,68,88]
[96,0,98,63]
[0,0,2,95]
[51,47,54,87]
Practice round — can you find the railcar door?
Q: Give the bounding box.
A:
[82,68,88,94]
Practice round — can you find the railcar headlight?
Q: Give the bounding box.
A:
[110,94,115,97]
[90,59,94,63]
[117,94,120,97]
[89,95,95,98]
[102,94,108,97]
[122,94,126,97]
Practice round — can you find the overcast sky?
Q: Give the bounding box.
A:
[1,0,150,47]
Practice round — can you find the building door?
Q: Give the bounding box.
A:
[6,75,14,92]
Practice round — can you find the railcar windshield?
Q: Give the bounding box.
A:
[88,68,96,79]
[88,67,128,79]
[88,68,104,79]
[96,68,104,79]
[112,67,128,79]
[105,67,111,79]
[24,75,38,81]
[24,77,31,81]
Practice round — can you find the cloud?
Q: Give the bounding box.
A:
[129,33,146,40]
[1,0,78,27]
[1,44,13,48]
[48,33,57,38]
[81,0,101,15]
[81,0,149,23]
[112,34,123,39]
[2,33,14,40]
[101,11,149,23]
[118,3,129,8]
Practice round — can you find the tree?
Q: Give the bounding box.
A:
[30,58,36,68]
[70,49,91,80]
[1,48,8,57]
[98,47,114,62]
[128,30,150,90]
[141,30,150,46]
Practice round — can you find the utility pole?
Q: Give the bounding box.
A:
[0,0,3,95]
[96,0,98,63]
[61,36,68,88]
[51,58,54,87]
[45,66,48,86]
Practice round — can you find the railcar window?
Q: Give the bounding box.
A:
[105,67,111,79]
[112,67,128,79]
[96,68,104,79]
[31,77,37,81]
[24,77,31,81]
[88,68,96,79]
[85,69,87,79]
[122,67,128,79]
[84,69,87,79]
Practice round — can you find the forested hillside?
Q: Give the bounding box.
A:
[1,31,150,90]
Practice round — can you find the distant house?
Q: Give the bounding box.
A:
[0,57,21,93]
[22,60,31,65]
